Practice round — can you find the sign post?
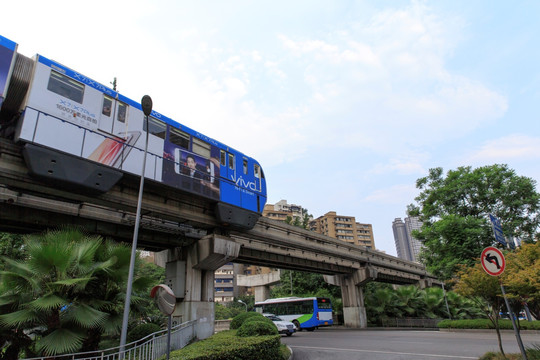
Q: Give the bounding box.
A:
[489,214,507,247]
[480,247,527,360]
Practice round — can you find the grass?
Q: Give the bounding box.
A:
[479,344,540,359]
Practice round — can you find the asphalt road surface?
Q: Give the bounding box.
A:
[281,327,539,360]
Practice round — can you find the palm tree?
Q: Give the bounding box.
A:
[394,285,423,317]
[0,229,151,357]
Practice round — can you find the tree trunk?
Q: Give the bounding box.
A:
[81,327,103,352]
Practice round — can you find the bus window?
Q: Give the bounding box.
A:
[117,102,127,123]
[243,159,248,174]
[47,70,84,103]
[144,117,166,139]
[317,298,332,309]
[169,127,190,149]
[302,301,314,314]
[193,138,211,158]
[254,164,260,178]
[102,95,113,116]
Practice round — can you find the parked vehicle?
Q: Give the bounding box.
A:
[263,313,295,336]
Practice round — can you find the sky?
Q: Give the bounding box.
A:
[2,1,540,256]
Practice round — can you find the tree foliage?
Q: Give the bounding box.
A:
[409,165,540,279]
[453,263,508,356]
[0,229,153,358]
[0,233,25,270]
[501,241,540,319]
[363,283,483,325]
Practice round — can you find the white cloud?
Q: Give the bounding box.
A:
[364,184,419,205]
[467,135,540,163]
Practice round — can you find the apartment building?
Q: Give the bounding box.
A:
[309,211,375,249]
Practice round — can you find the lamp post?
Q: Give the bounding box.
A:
[238,299,248,312]
[119,95,153,352]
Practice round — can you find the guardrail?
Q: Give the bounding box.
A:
[21,320,197,360]
[380,318,442,328]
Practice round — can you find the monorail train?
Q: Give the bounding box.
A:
[0,34,266,229]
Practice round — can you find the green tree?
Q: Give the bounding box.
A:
[0,233,25,270]
[409,165,540,279]
[0,229,151,357]
[501,241,540,319]
[364,282,483,325]
[271,270,340,299]
[453,263,507,356]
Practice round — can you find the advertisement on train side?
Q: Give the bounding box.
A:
[0,35,17,105]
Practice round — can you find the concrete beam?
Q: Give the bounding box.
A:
[236,271,281,287]
[323,266,377,287]
[193,234,241,271]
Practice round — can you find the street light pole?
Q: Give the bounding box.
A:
[238,299,248,312]
[119,95,153,352]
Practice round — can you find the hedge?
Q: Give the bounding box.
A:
[438,319,540,330]
[237,321,279,337]
[168,330,281,360]
[229,312,266,329]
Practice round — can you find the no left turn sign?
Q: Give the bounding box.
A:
[481,246,506,276]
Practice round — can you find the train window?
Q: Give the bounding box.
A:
[102,95,113,116]
[144,117,166,139]
[254,164,260,178]
[228,153,235,170]
[193,138,211,158]
[220,150,226,166]
[169,127,190,149]
[117,102,127,123]
[47,70,84,103]
[243,159,248,174]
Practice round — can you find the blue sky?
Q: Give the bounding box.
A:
[2,1,539,256]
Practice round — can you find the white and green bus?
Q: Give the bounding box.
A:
[254,297,333,331]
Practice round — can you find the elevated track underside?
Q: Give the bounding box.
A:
[0,137,437,285]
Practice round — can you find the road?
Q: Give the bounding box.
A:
[281,327,539,360]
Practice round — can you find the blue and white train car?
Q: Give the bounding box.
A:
[0,34,266,229]
[0,35,17,109]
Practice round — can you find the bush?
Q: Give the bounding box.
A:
[230,312,264,329]
[243,313,274,326]
[127,323,162,343]
[237,320,279,337]
[169,330,281,360]
[437,319,540,330]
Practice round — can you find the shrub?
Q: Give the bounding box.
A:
[437,319,540,330]
[230,312,263,329]
[243,314,274,326]
[237,320,279,337]
[169,330,281,360]
[127,323,161,343]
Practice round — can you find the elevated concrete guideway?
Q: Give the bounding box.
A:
[0,138,439,336]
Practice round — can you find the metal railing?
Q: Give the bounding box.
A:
[21,320,197,360]
[380,318,442,328]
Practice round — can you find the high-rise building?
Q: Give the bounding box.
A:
[392,216,423,263]
[392,218,412,261]
[404,216,423,262]
[309,211,375,249]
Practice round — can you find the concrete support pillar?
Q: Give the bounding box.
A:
[236,271,281,303]
[340,275,367,328]
[324,266,377,329]
[162,234,241,340]
[254,285,271,303]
